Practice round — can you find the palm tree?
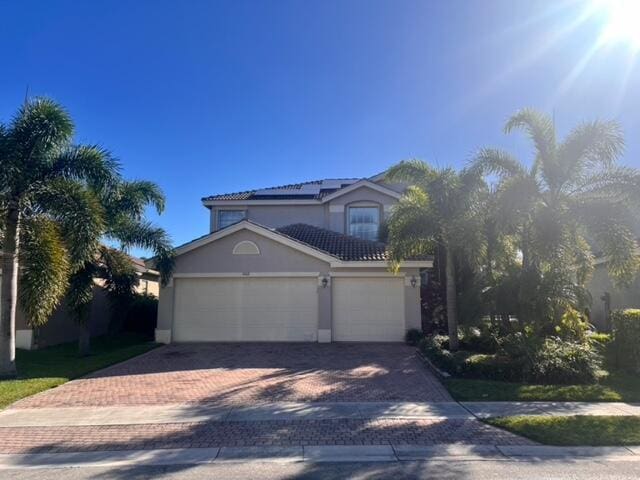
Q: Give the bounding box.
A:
[68,179,174,355]
[472,108,640,324]
[0,98,119,378]
[385,160,484,350]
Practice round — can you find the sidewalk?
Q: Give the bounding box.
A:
[460,401,640,418]
[1,401,639,428]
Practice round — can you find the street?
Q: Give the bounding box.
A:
[2,459,640,480]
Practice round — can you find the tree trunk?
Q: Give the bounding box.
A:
[78,322,91,356]
[0,205,20,378]
[444,244,460,351]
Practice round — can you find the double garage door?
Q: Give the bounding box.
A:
[172,276,405,342]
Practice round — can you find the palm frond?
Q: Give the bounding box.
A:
[49,145,121,189]
[106,180,166,218]
[8,98,74,176]
[66,263,97,324]
[571,197,640,287]
[19,216,71,326]
[504,108,557,185]
[471,148,527,178]
[385,159,437,190]
[385,186,438,271]
[107,217,174,284]
[31,179,105,267]
[557,120,624,184]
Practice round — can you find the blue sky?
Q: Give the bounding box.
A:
[1,0,639,254]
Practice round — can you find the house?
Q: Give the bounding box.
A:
[587,256,640,331]
[9,254,160,350]
[156,173,432,344]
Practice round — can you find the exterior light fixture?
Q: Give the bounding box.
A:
[321,276,329,288]
[410,276,417,288]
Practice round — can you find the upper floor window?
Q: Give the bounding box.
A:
[348,206,379,241]
[217,210,245,229]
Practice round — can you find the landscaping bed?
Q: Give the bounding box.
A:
[0,334,158,409]
[487,416,640,446]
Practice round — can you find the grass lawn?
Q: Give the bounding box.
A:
[444,370,640,402]
[487,416,640,446]
[0,334,158,409]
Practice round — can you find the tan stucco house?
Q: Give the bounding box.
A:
[4,254,160,350]
[587,254,640,331]
[156,173,432,344]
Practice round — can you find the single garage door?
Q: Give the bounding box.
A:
[173,277,318,342]
[332,277,405,342]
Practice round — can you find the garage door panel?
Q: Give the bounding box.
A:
[333,277,405,342]
[173,277,318,342]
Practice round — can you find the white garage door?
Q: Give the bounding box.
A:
[173,277,318,342]
[333,277,405,342]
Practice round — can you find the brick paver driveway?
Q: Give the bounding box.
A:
[2,343,533,453]
[14,343,452,408]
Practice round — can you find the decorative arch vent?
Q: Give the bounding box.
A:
[232,240,260,255]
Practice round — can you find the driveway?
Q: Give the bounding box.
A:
[1,343,532,453]
[12,343,453,408]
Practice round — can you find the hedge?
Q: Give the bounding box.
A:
[611,309,640,374]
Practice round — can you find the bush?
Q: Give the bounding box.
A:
[420,333,603,384]
[611,309,640,374]
[460,325,499,354]
[122,293,158,339]
[405,328,424,346]
[529,337,603,384]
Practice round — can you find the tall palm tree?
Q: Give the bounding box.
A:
[472,108,640,323]
[0,98,119,378]
[385,160,484,350]
[69,179,174,355]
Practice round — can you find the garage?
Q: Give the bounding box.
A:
[172,277,319,342]
[332,277,406,342]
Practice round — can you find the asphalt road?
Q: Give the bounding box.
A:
[2,459,640,480]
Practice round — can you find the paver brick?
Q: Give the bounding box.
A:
[13,343,452,408]
[0,418,533,454]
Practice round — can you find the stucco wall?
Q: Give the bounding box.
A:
[208,186,399,234]
[157,227,424,343]
[175,230,331,274]
[587,263,640,330]
[14,284,112,349]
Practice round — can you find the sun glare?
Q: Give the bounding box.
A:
[594,0,640,49]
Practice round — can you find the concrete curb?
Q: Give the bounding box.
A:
[1,444,640,470]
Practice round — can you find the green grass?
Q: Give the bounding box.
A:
[0,335,158,409]
[487,416,640,446]
[444,370,640,402]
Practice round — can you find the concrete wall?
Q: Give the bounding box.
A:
[587,263,640,330]
[14,284,112,349]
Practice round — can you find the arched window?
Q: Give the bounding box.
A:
[232,240,260,255]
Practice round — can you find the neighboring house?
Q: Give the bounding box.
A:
[156,173,432,344]
[587,254,640,331]
[3,254,160,350]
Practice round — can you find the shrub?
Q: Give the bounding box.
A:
[529,337,603,384]
[405,328,424,346]
[122,293,158,339]
[459,353,523,382]
[611,309,640,374]
[460,325,499,354]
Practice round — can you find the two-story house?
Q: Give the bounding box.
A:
[155,172,432,344]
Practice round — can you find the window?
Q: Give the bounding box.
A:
[348,206,380,241]
[217,210,245,229]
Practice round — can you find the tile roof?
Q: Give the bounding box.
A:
[276,223,390,261]
[202,178,360,201]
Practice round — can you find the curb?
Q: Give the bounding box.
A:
[415,350,451,380]
[1,444,640,470]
